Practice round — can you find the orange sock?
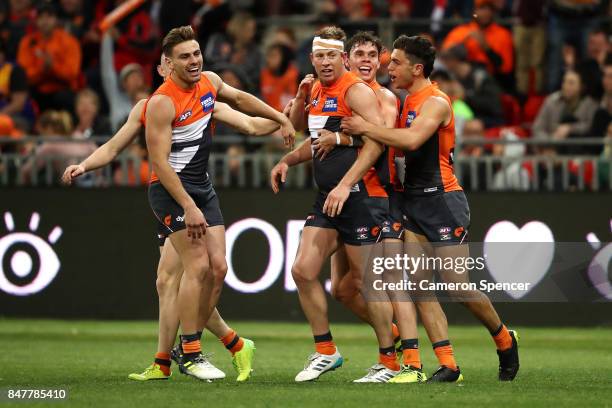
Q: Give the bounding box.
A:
[492,324,513,351]
[391,323,400,342]
[403,349,421,369]
[154,352,171,376]
[220,329,244,355]
[182,339,201,355]
[379,352,400,371]
[433,341,458,371]
[315,340,337,355]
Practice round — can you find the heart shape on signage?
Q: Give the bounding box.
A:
[483,221,555,299]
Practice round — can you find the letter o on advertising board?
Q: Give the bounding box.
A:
[224,218,284,293]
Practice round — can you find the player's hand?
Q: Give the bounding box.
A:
[323,183,350,217]
[270,161,289,194]
[184,205,206,240]
[312,129,337,161]
[279,118,296,149]
[296,74,315,100]
[282,98,294,117]
[61,164,85,185]
[341,115,368,135]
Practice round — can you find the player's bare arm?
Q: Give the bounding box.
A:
[61,99,147,185]
[270,139,312,194]
[341,96,450,151]
[205,71,296,147]
[289,74,315,131]
[323,83,384,217]
[145,94,206,239]
[214,102,280,136]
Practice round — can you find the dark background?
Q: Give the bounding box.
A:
[0,189,610,326]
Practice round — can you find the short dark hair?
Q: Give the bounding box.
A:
[393,35,436,78]
[314,26,346,42]
[346,31,383,56]
[430,70,452,82]
[162,26,197,57]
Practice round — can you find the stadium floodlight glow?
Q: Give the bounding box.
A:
[224,218,285,293]
[0,212,62,296]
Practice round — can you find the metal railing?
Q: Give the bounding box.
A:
[0,135,610,191]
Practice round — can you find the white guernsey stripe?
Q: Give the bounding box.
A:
[308,115,329,139]
[169,145,199,173]
[172,114,212,144]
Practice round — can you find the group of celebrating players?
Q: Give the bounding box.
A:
[62,24,519,384]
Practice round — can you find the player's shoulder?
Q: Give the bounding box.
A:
[146,93,175,118]
[202,71,222,90]
[377,87,398,106]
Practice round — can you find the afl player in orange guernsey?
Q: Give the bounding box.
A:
[146,26,295,380]
[341,35,519,382]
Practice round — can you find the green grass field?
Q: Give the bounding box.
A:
[1,319,611,407]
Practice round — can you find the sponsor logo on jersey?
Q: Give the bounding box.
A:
[322,97,338,112]
[424,186,438,193]
[405,110,417,128]
[440,233,451,241]
[350,184,360,192]
[177,110,192,123]
[176,215,185,222]
[356,226,368,233]
[438,227,451,234]
[200,92,215,113]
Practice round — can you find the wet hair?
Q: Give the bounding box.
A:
[393,35,436,78]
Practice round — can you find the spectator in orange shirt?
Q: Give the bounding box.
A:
[442,0,514,92]
[17,4,81,112]
[260,43,298,112]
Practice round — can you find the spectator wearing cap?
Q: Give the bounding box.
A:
[17,3,81,112]
[442,0,513,92]
[440,45,504,127]
[100,32,147,131]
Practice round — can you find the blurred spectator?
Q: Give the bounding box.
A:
[596,121,611,186]
[193,0,233,46]
[21,110,96,185]
[113,133,149,186]
[205,11,261,89]
[389,0,410,20]
[226,143,247,186]
[547,0,605,92]
[444,0,474,19]
[58,0,95,40]
[441,45,504,127]
[575,29,610,100]
[491,128,530,191]
[431,70,474,140]
[17,4,81,112]
[513,0,546,96]
[260,44,298,112]
[457,118,487,190]
[101,33,147,131]
[0,40,34,125]
[267,27,298,51]
[73,89,111,140]
[587,59,612,154]
[442,0,514,92]
[533,70,598,154]
[4,0,36,59]
[338,0,372,20]
[92,1,158,85]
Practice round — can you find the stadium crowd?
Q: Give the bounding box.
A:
[0,0,610,189]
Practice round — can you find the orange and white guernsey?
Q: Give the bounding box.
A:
[144,74,217,185]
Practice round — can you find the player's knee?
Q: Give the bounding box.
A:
[156,268,178,295]
[210,257,228,285]
[291,262,316,285]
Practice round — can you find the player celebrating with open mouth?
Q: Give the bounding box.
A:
[145,26,294,381]
[340,35,520,382]
[271,26,396,383]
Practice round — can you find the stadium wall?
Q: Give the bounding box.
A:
[0,189,610,326]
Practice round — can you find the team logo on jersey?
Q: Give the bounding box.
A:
[405,110,417,128]
[177,110,192,123]
[322,97,338,112]
[311,99,319,107]
[200,92,215,113]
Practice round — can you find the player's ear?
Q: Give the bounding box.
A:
[309,52,314,66]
